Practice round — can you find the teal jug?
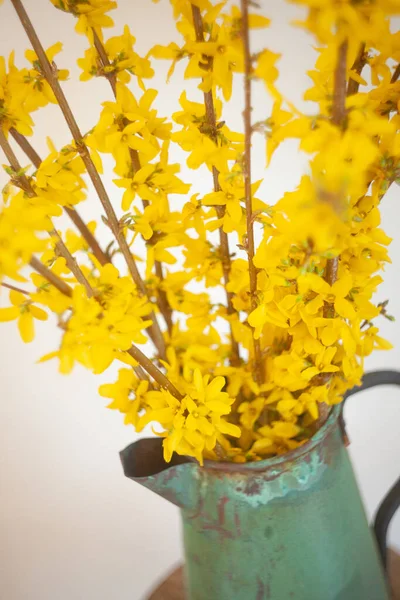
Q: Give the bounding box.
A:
[120,371,400,600]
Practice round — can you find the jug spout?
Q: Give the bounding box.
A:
[120,438,199,512]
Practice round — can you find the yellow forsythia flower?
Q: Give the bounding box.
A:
[0,290,47,343]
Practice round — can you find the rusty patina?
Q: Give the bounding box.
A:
[121,405,390,600]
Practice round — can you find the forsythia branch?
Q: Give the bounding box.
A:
[91,28,174,334]
[9,128,110,267]
[318,38,349,424]
[191,4,241,367]
[323,39,348,301]
[50,235,179,392]
[391,63,400,84]
[347,42,366,96]
[29,256,73,297]
[48,243,169,388]
[0,126,90,297]
[51,236,161,389]
[92,29,117,95]
[9,128,41,166]
[52,228,94,298]
[127,346,184,399]
[0,126,179,393]
[332,40,349,128]
[240,0,264,386]
[64,207,109,266]
[10,0,167,360]
[0,282,30,295]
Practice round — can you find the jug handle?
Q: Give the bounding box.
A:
[344,370,400,570]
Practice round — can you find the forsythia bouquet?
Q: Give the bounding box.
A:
[0,0,399,465]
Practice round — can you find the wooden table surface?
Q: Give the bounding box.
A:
[147,551,400,600]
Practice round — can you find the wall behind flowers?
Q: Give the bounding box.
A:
[0,1,399,599]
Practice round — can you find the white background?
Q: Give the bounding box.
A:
[0,1,399,599]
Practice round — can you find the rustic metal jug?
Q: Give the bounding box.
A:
[120,371,400,600]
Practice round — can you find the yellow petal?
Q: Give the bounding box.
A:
[90,346,114,374]
[9,290,26,306]
[301,367,319,380]
[375,336,393,350]
[331,272,352,299]
[193,369,203,394]
[206,400,231,415]
[305,296,324,315]
[252,438,274,453]
[217,420,241,438]
[304,337,323,354]
[30,306,48,321]
[37,351,59,364]
[248,14,271,28]
[320,326,339,346]
[334,297,356,320]
[307,401,319,421]
[271,422,300,439]
[0,307,19,321]
[89,149,103,174]
[18,312,34,343]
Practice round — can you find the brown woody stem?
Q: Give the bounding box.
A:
[128,346,183,399]
[29,256,73,297]
[191,4,240,367]
[239,0,263,386]
[323,39,348,306]
[1,282,30,295]
[154,260,173,333]
[332,40,349,127]
[9,128,109,266]
[11,0,166,359]
[347,42,366,96]
[63,207,109,266]
[9,128,42,165]
[0,127,25,175]
[391,63,400,84]
[52,228,94,297]
[133,365,152,385]
[91,28,173,334]
[92,29,117,95]
[317,38,349,425]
